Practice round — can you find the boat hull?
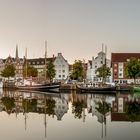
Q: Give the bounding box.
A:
[16,83,60,92]
[77,85,116,93]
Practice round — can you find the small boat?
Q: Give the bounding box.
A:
[76,84,116,93]
[15,79,60,92]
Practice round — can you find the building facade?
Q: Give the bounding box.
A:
[111,53,140,84]
[86,51,111,83]
[53,53,69,81]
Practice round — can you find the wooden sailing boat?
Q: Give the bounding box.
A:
[16,42,60,92]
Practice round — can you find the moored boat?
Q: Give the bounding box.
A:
[76,84,116,93]
[15,79,60,92]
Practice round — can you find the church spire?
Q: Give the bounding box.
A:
[16,44,18,59]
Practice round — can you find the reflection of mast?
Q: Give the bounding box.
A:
[101,101,107,138]
[24,99,28,131]
[82,108,86,122]
[44,95,47,139]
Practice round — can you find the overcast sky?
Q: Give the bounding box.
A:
[0,0,140,63]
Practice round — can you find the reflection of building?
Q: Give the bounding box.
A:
[111,53,140,84]
[54,95,69,121]
[111,93,140,122]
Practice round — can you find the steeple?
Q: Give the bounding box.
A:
[15,44,19,59]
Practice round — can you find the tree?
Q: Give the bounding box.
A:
[1,64,15,78]
[96,64,111,84]
[23,65,38,78]
[46,61,56,82]
[125,57,140,84]
[71,60,84,81]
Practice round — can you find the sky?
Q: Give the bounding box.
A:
[0,0,140,64]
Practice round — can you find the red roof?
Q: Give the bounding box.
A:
[111,53,140,62]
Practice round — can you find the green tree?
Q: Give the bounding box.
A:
[1,64,15,78]
[46,61,56,82]
[125,57,140,84]
[71,60,84,81]
[23,65,38,78]
[96,64,111,84]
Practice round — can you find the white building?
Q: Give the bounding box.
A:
[54,53,69,81]
[86,51,111,83]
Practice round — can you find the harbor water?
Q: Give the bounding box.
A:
[0,89,140,140]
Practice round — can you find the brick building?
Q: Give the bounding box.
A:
[111,53,140,84]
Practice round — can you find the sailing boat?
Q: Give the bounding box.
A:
[16,42,60,92]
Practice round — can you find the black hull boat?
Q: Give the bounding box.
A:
[77,84,116,93]
[16,82,60,92]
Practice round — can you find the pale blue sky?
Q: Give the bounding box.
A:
[0,0,140,63]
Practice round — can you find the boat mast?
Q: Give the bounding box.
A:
[25,48,28,78]
[45,41,47,81]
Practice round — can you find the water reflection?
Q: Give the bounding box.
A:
[0,89,140,140]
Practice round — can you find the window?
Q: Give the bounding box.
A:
[120,68,122,71]
[101,61,103,64]
[63,75,65,78]
[62,70,65,73]
[114,64,117,67]
[119,73,122,76]
[59,75,61,78]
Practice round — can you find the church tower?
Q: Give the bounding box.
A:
[15,44,19,60]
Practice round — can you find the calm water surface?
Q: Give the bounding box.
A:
[0,89,140,140]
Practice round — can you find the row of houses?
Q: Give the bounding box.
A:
[1,46,140,83]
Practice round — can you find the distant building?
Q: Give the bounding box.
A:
[111,53,140,84]
[0,59,4,78]
[53,53,69,81]
[26,57,55,79]
[2,45,24,78]
[86,51,111,83]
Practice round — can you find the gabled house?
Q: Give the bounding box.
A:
[86,51,111,83]
[53,53,69,81]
